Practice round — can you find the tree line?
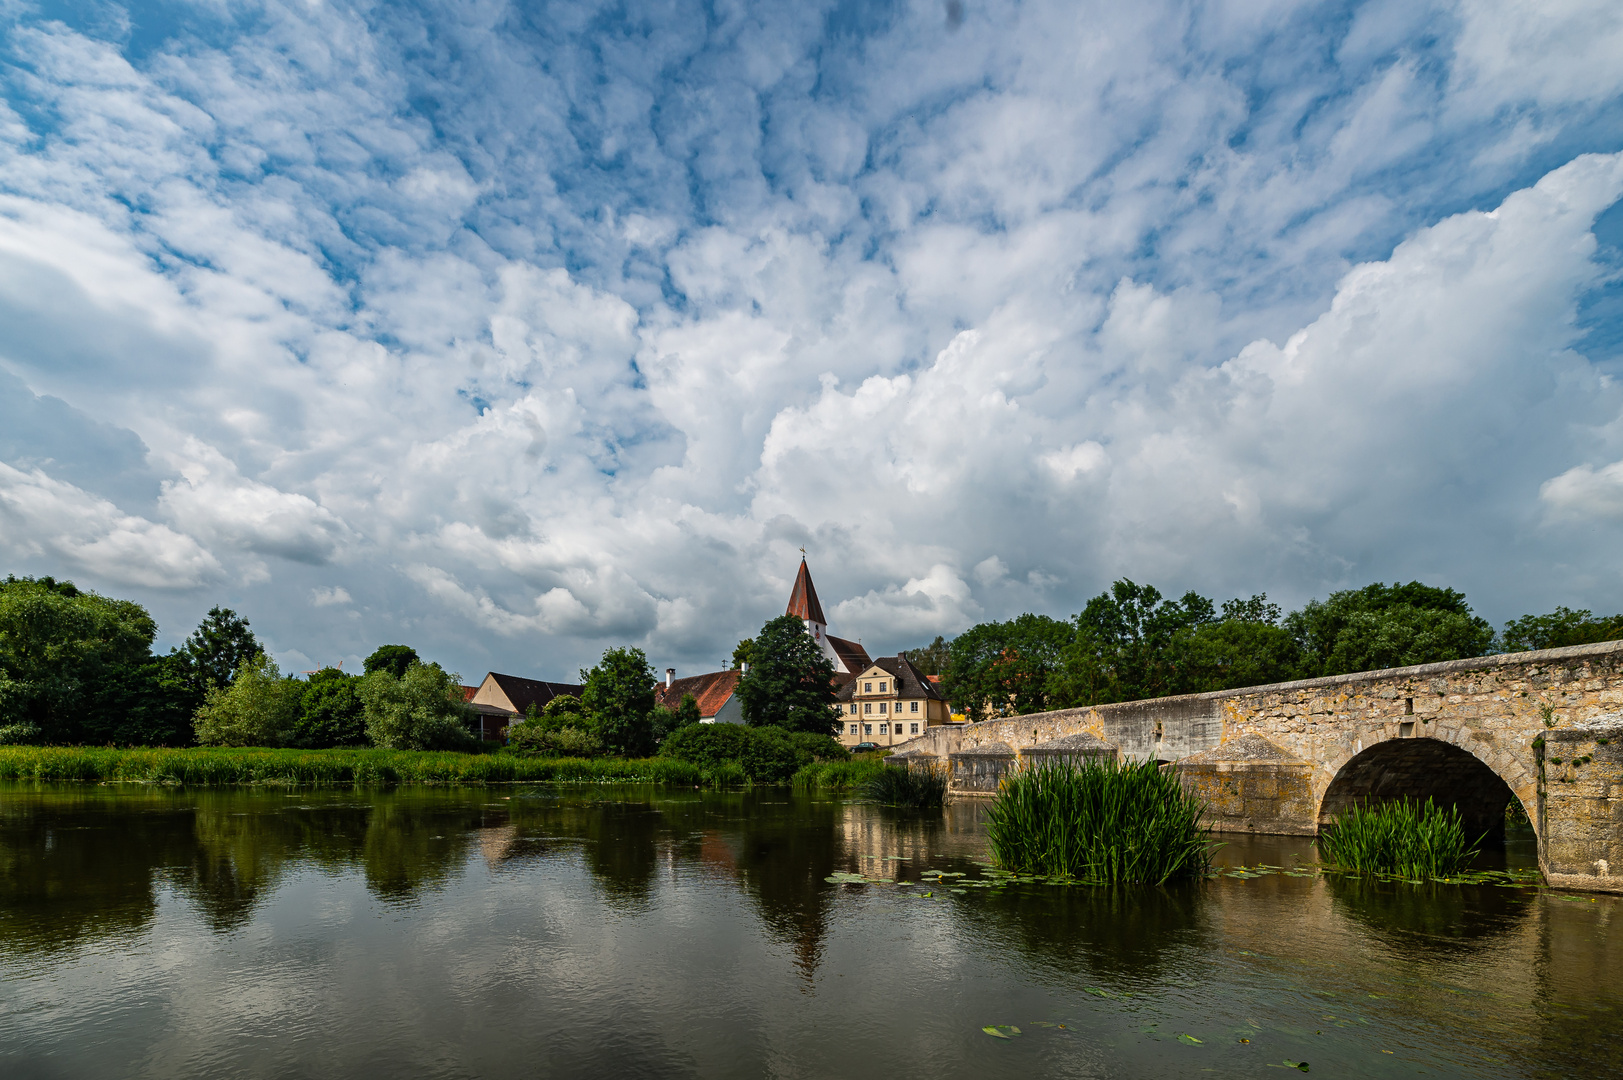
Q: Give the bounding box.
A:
[905,579,1623,720]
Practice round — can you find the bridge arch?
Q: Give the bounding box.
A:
[1316,732,1533,843]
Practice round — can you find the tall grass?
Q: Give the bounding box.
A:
[0,746,747,787]
[1316,799,1483,879]
[986,759,1214,885]
[791,758,890,792]
[859,764,947,808]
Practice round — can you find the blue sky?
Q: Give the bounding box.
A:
[1,0,1622,682]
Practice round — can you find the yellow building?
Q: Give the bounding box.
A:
[834,656,952,749]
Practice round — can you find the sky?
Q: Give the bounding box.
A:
[1,0,1622,683]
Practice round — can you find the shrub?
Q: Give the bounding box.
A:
[193,652,302,747]
[358,662,475,751]
[293,668,368,748]
[986,758,1214,884]
[507,724,604,758]
[1316,799,1483,879]
[860,763,947,808]
[660,723,848,783]
[0,722,41,746]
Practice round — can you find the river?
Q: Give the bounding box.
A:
[0,782,1618,1078]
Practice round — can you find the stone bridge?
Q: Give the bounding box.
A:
[889,640,1623,893]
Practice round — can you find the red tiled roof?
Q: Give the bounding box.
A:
[461,685,479,702]
[653,668,741,718]
[827,634,870,674]
[785,559,827,625]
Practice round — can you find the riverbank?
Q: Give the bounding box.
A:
[0,746,895,789]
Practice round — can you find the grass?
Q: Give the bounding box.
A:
[791,758,891,792]
[985,758,1215,885]
[858,763,947,808]
[1316,798,1483,879]
[0,746,749,787]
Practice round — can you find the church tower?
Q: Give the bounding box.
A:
[785,558,870,675]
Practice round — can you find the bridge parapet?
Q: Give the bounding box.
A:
[887,639,1623,892]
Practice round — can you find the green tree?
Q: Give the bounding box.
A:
[293,667,368,748]
[357,661,474,750]
[1285,582,1493,677]
[942,613,1075,717]
[675,692,702,728]
[0,575,158,742]
[731,638,755,669]
[364,645,420,680]
[902,635,950,677]
[733,614,841,734]
[1169,595,1301,693]
[86,652,200,746]
[1073,580,1215,702]
[1502,607,1623,652]
[579,647,658,756]
[193,651,303,746]
[179,607,260,692]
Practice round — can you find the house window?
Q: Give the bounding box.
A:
[879,681,887,692]
[849,704,857,714]
[863,682,872,692]
[879,724,888,734]
[910,701,919,713]
[864,703,872,714]
[879,702,887,714]
[864,724,872,735]
[910,723,919,734]
[849,724,858,735]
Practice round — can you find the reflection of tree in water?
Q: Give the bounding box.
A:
[731,791,842,980]
[959,879,1204,984]
[1323,875,1531,957]
[0,787,194,957]
[358,793,483,903]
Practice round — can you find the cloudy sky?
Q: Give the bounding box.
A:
[2,0,1622,682]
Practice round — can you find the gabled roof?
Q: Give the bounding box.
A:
[786,559,827,625]
[827,634,869,674]
[835,655,946,701]
[653,669,741,718]
[486,672,584,716]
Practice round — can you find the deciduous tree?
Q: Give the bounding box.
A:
[734,614,840,734]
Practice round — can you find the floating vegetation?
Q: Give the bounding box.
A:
[985,758,1215,884]
[858,764,947,808]
[1316,799,1484,879]
[981,1025,1021,1039]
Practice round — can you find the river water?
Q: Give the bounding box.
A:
[0,782,1618,1079]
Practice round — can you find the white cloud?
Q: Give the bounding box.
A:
[310,586,352,607]
[1541,461,1623,520]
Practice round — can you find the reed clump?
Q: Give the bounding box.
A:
[0,746,744,787]
[1316,798,1482,879]
[791,758,890,792]
[985,758,1214,885]
[858,763,947,808]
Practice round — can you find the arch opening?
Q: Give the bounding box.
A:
[1319,738,1515,842]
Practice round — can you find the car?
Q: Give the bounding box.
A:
[853,742,880,752]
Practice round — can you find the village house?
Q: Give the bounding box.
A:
[652,667,743,723]
[834,655,952,748]
[463,671,584,740]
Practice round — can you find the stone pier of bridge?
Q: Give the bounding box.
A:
[888,640,1623,893]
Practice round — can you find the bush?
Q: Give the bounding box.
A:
[860,763,947,808]
[358,662,475,751]
[506,724,604,758]
[1316,799,1483,879]
[986,758,1214,884]
[660,723,848,783]
[293,668,368,748]
[792,758,890,792]
[0,722,41,746]
[193,652,302,747]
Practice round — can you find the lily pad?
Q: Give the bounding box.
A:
[982,1025,1021,1039]
[1177,1033,1203,1045]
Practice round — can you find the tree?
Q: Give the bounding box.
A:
[179,607,260,692]
[733,614,841,734]
[731,639,755,669]
[675,692,702,728]
[358,661,474,750]
[193,651,302,747]
[1072,580,1216,702]
[1502,607,1623,652]
[902,635,950,677]
[293,668,368,748]
[942,614,1075,717]
[579,647,658,756]
[0,575,158,742]
[1169,605,1301,693]
[364,645,420,680]
[1285,582,1493,677]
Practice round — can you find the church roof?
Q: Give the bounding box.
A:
[827,634,870,675]
[786,559,827,625]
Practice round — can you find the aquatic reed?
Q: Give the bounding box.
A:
[1315,798,1482,879]
[985,758,1214,884]
[791,758,891,792]
[858,763,947,808]
[0,746,744,787]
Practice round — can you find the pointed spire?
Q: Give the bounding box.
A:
[786,558,827,625]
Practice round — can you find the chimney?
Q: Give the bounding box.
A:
[666,668,674,689]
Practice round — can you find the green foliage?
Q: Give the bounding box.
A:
[579,647,657,756]
[506,725,604,758]
[791,758,890,792]
[1169,611,1300,693]
[0,722,41,745]
[1072,581,1216,701]
[179,607,260,691]
[675,692,702,728]
[859,763,947,807]
[941,613,1074,718]
[1285,582,1493,677]
[1316,799,1483,879]
[193,652,303,747]
[1502,607,1623,652]
[734,614,840,734]
[364,645,420,680]
[84,651,200,746]
[357,662,474,751]
[985,759,1214,884]
[293,668,368,748]
[659,722,847,783]
[902,635,949,677]
[731,638,754,669]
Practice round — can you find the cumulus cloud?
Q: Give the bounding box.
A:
[0,0,1621,680]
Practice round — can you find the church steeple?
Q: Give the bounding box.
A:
[786,558,827,626]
